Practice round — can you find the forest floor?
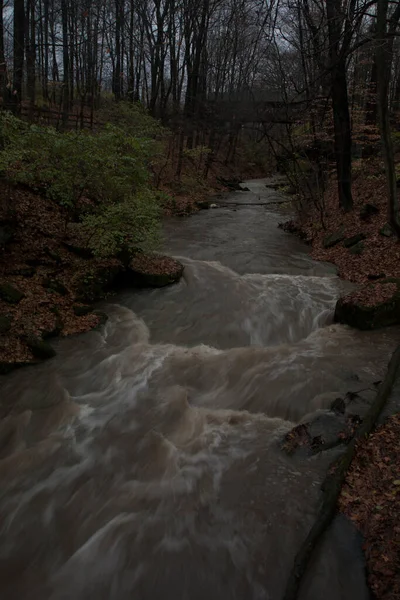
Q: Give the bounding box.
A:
[289,157,400,600]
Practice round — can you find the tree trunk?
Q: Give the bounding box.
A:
[326,0,353,211]
[12,0,25,115]
[376,0,400,236]
[61,0,70,128]
[26,0,36,118]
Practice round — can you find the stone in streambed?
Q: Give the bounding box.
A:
[334,278,400,330]
[121,255,184,289]
[323,226,345,249]
[26,336,56,360]
[73,304,93,316]
[0,283,25,304]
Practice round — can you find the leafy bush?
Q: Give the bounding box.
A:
[0,111,162,258]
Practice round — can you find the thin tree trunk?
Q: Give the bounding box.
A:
[12,0,25,114]
[61,0,70,129]
[376,0,400,236]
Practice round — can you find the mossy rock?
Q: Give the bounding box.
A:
[26,336,56,360]
[323,227,345,249]
[334,279,400,330]
[0,283,25,304]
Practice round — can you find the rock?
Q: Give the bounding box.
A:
[26,336,56,360]
[195,201,211,210]
[349,241,365,255]
[120,256,184,289]
[380,223,393,237]
[323,226,345,249]
[93,311,109,329]
[0,361,30,376]
[73,304,93,316]
[0,315,12,334]
[216,177,242,191]
[0,283,25,304]
[334,279,400,329]
[42,278,69,296]
[240,186,250,192]
[360,203,379,221]
[210,203,218,209]
[367,273,386,281]
[307,412,348,450]
[331,397,346,415]
[343,233,366,248]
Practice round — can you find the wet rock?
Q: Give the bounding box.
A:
[0,315,12,334]
[93,310,108,329]
[195,200,211,210]
[349,241,365,255]
[307,412,348,450]
[335,279,400,329]
[210,203,218,209]
[343,233,366,248]
[0,283,25,304]
[0,361,30,376]
[26,336,56,360]
[331,397,346,415]
[323,226,345,249]
[367,273,386,281]
[216,177,242,191]
[121,256,184,289]
[380,223,393,237]
[73,304,93,316]
[240,186,250,192]
[360,203,379,221]
[42,278,69,296]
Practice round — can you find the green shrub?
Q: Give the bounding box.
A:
[0,111,162,258]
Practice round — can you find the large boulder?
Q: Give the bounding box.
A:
[334,279,400,330]
[120,254,184,288]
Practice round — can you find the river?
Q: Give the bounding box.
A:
[0,179,399,599]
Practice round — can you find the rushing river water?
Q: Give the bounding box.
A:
[1,179,399,600]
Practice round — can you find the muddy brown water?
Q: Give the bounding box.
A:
[0,179,399,599]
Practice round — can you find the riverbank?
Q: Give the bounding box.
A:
[281,160,400,600]
[0,178,227,372]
